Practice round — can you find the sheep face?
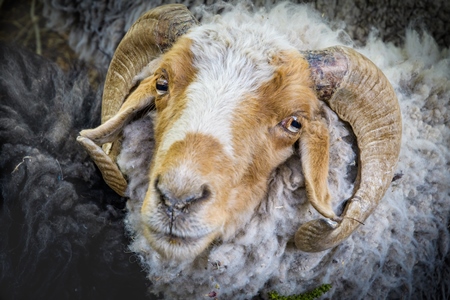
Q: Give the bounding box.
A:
[78,4,401,260]
[139,32,321,260]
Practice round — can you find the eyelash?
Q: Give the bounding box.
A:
[280,116,302,133]
[155,76,168,95]
[155,69,169,96]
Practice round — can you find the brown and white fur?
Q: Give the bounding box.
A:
[135,23,331,260]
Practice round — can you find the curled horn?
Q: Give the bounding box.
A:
[78,4,197,196]
[100,4,197,165]
[295,46,402,252]
[102,4,198,124]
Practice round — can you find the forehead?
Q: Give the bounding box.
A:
[188,25,279,86]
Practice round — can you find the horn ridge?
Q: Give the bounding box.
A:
[300,48,348,101]
[83,4,198,195]
[102,4,198,124]
[296,46,402,252]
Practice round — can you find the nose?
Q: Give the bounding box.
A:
[154,175,211,213]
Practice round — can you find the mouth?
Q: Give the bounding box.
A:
[142,223,217,260]
[140,199,222,259]
[157,230,205,245]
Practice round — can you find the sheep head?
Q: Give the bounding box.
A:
[78,4,402,260]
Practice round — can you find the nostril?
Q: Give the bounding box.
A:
[154,175,161,190]
[155,177,212,213]
[184,184,211,205]
[160,192,173,208]
[197,184,211,202]
[154,175,173,207]
[156,189,173,208]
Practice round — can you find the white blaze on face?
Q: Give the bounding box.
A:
[158,25,282,158]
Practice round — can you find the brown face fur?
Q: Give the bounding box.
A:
[138,37,328,260]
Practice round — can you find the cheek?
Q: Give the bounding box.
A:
[272,130,298,162]
[202,189,231,226]
[269,122,301,149]
[140,183,158,220]
[155,96,168,111]
[255,127,298,173]
[257,142,295,179]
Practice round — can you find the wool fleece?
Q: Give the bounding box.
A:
[117,3,450,299]
[0,43,150,300]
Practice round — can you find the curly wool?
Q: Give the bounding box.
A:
[116,3,450,299]
[0,44,150,300]
[1,2,449,300]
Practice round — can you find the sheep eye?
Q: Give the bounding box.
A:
[282,116,302,133]
[156,76,169,95]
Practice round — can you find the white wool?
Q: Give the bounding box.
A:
[117,2,450,299]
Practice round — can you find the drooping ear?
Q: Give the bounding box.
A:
[299,119,339,221]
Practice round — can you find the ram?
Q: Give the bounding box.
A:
[2,2,447,300]
[78,3,401,261]
[74,4,450,299]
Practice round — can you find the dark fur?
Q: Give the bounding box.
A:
[0,43,152,300]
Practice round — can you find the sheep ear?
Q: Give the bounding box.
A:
[299,120,338,220]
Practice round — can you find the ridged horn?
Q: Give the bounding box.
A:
[102,4,198,124]
[78,4,197,196]
[295,46,402,252]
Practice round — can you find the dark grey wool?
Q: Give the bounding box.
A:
[42,0,450,69]
[0,43,152,300]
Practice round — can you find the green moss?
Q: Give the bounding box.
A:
[268,284,332,300]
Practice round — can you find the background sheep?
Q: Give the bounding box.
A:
[41,0,450,70]
[0,43,149,300]
[0,1,449,300]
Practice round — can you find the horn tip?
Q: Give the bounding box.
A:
[295,218,342,252]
